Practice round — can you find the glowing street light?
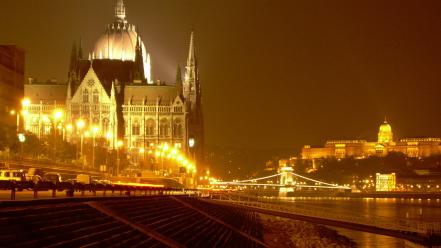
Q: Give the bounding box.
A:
[66,123,73,131]
[188,138,195,148]
[21,98,30,107]
[18,133,25,160]
[76,119,85,129]
[53,109,63,120]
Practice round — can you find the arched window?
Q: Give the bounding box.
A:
[102,118,109,134]
[83,89,89,103]
[160,118,169,137]
[146,119,155,136]
[173,119,183,138]
[132,120,140,135]
[93,89,99,103]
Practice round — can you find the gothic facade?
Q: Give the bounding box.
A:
[22,0,204,167]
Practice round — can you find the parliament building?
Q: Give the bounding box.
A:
[302,119,441,160]
[22,0,204,168]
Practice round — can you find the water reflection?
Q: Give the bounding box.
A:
[279,197,441,247]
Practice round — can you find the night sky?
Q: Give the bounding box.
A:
[1,0,440,153]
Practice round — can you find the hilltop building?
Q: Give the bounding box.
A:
[22,0,204,169]
[302,119,441,160]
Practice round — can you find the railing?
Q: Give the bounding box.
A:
[0,180,197,201]
[211,193,441,236]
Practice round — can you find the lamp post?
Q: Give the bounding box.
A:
[92,126,99,170]
[162,143,169,176]
[76,119,85,167]
[18,133,25,160]
[9,109,19,133]
[116,140,123,176]
[52,109,64,159]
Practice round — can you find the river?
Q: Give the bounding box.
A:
[278,197,441,247]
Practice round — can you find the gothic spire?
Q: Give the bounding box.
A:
[134,35,145,82]
[184,31,201,113]
[176,65,183,95]
[78,37,83,59]
[186,31,196,67]
[68,42,77,73]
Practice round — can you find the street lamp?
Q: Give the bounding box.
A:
[51,109,64,159]
[21,98,30,107]
[92,126,100,170]
[116,140,123,176]
[18,133,25,160]
[76,119,85,168]
[9,109,20,134]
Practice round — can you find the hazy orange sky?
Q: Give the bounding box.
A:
[1,0,440,152]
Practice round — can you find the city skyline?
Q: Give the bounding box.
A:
[1,0,441,152]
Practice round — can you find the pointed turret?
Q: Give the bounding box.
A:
[183,31,204,166]
[68,41,80,93]
[176,65,183,95]
[184,31,200,111]
[67,80,72,100]
[134,35,145,82]
[146,53,152,84]
[186,31,196,68]
[68,42,77,73]
[78,37,83,59]
[110,80,116,102]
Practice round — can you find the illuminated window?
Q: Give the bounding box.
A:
[173,119,183,138]
[132,121,140,135]
[93,89,99,103]
[83,89,89,103]
[160,118,169,137]
[102,118,109,134]
[146,119,155,136]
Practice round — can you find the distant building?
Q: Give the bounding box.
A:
[375,173,396,192]
[22,0,204,168]
[0,45,25,127]
[302,119,441,159]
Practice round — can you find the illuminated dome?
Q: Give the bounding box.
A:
[379,121,392,133]
[378,118,393,143]
[91,0,151,83]
[93,24,146,62]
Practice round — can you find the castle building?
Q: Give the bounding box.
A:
[22,0,204,169]
[302,119,441,160]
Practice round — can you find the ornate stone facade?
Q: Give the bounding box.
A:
[302,120,441,160]
[22,0,203,168]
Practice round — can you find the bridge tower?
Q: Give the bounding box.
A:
[280,166,294,185]
[279,166,294,196]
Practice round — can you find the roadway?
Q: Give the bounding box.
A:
[0,189,186,201]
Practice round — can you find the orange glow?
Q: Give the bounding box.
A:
[112,182,164,188]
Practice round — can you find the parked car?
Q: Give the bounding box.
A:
[76,174,91,184]
[43,172,62,184]
[0,170,26,182]
[26,168,44,183]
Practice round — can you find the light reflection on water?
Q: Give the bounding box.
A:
[278,197,441,247]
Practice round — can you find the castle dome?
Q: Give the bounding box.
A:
[378,118,393,143]
[379,121,392,133]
